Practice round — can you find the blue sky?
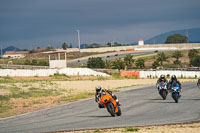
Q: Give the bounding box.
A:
[0,0,200,49]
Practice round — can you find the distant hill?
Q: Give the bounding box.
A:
[1,46,22,54]
[133,28,200,45]
[80,43,102,49]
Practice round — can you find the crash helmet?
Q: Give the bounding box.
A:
[95,86,102,93]
[171,75,177,81]
[160,75,165,80]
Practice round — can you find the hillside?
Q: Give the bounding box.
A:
[144,28,200,44]
[1,46,21,54]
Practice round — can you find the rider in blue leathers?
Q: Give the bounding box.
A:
[168,75,182,91]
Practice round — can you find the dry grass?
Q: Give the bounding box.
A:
[63,122,200,133]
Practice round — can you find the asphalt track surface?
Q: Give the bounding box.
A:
[0,82,199,133]
[67,51,154,66]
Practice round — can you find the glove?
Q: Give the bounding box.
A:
[95,96,100,102]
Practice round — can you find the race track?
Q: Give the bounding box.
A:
[0,82,199,133]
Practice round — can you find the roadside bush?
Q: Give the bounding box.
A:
[112,58,125,71]
[152,60,159,69]
[135,58,145,69]
[87,57,105,68]
[190,56,200,67]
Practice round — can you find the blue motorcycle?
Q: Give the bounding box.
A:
[170,82,181,103]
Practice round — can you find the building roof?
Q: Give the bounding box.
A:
[4,51,29,55]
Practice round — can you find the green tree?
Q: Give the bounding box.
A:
[87,57,105,68]
[188,49,199,59]
[190,56,200,67]
[157,52,168,66]
[104,60,113,69]
[124,54,134,68]
[25,59,31,65]
[135,58,145,69]
[31,59,37,65]
[38,60,49,66]
[45,45,55,51]
[165,34,188,44]
[69,44,73,48]
[172,50,183,65]
[106,42,112,47]
[62,42,68,50]
[112,58,125,71]
[152,60,159,69]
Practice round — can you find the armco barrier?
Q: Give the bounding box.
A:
[120,70,200,78]
[120,71,140,78]
[140,70,200,78]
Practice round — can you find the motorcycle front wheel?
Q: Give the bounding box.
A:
[116,106,121,116]
[106,102,115,117]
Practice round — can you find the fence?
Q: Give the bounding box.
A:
[120,70,200,78]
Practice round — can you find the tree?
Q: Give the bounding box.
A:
[165,34,188,44]
[69,44,73,48]
[31,59,37,65]
[190,56,200,67]
[152,60,159,69]
[124,54,134,68]
[188,49,199,59]
[25,59,31,65]
[157,52,168,66]
[62,42,68,50]
[135,58,145,69]
[172,50,183,65]
[104,60,113,69]
[87,57,105,68]
[45,46,55,51]
[106,42,112,47]
[112,58,125,71]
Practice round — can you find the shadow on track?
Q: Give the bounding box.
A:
[152,101,177,103]
[142,99,176,103]
[143,99,164,101]
[181,99,200,101]
[77,115,111,118]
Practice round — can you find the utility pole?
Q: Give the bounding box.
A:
[0,45,2,56]
[77,29,81,51]
[111,40,114,47]
[186,30,189,43]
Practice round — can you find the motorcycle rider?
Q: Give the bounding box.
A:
[95,86,120,108]
[168,75,182,91]
[156,75,168,90]
[197,77,200,88]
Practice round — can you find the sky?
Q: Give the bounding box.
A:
[0,0,200,49]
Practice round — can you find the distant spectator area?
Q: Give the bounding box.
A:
[3,51,29,58]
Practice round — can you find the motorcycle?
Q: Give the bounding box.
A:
[98,91,121,117]
[197,80,200,89]
[158,81,168,100]
[170,82,181,103]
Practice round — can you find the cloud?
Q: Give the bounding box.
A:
[0,0,200,48]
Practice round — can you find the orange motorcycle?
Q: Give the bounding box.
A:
[99,92,121,117]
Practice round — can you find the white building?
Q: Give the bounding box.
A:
[138,39,144,46]
[3,51,29,58]
[48,51,67,68]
